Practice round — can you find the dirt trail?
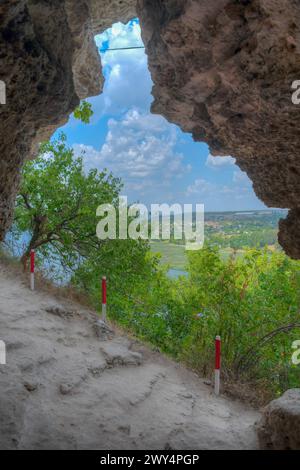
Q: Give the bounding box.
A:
[0,264,260,449]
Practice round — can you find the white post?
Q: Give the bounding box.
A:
[214,369,220,396]
[214,335,221,395]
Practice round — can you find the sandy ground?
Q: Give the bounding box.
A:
[0,263,260,450]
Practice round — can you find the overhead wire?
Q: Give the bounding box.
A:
[99,46,145,52]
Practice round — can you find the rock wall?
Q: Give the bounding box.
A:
[1,0,300,258]
[0,0,83,239]
[137,0,300,258]
[257,389,300,449]
[0,0,134,241]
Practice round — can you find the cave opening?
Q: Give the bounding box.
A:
[3,18,287,275]
[55,19,285,265]
[1,2,300,451]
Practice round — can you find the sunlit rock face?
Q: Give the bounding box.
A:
[1,0,300,258]
[88,0,136,33]
[137,0,300,258]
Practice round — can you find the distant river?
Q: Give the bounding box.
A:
[167,268,188,279]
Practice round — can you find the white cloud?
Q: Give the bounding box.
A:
[186,172,253,200]
[186,178,215,196]
[90,21,152,121]
[72,21,192,204]
[188,159,257,206]
[95,21,142,51]
[73,109,190,200]
[233,170,251,185]
[206,153,236,169]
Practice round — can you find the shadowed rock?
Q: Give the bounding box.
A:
[257,389,300,450]
[100,339,143,367]
[137,0,300,257]
[1,0,300,256]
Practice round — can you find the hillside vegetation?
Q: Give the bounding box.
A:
[3,135,300,403]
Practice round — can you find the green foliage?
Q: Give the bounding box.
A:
[14,134,159,321]
[15,134,122,273]
[112,245,300,398]
[73,100,93,124]
[12,137,300,399]
[182,248,300,391]
[72,240,161,320]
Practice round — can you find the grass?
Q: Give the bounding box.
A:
[150,241,187,270]
[150,241,246,270]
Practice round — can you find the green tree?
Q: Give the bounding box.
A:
[13,134,159,321]
[74,100,93,124]
[15,134,121,270]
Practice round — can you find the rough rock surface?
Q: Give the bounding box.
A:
[137,0,300,257]
[1,0,300,257]
[257,389,300,450]
[0,263,259,449]
[0,0,134,241]
[88,0,136,33]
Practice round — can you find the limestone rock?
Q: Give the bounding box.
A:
[257,389,300,450]
[0,0,134,241]
[87,0,136,34]
[1,0,300,258]
[137,0,300,258]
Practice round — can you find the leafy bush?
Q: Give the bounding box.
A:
[108,246,300,398]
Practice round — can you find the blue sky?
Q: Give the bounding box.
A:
[54,19,266,212]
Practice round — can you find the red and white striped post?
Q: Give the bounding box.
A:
[214,335,221,395]
[30,249,35,291]
[101,276,107,322]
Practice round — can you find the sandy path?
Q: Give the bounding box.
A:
[0,264,260,449]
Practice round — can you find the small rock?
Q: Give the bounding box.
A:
[203,379,212,386]
[93,320,114,340]
[100,341,143,367]
[45,306,76,319]
[59,373,88,396]
[164,442,173,450]
[118,425,131,435]
[179,392,194,399]
[24,382,38,392]
[59,383,73,395]
[88,365,106,377]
